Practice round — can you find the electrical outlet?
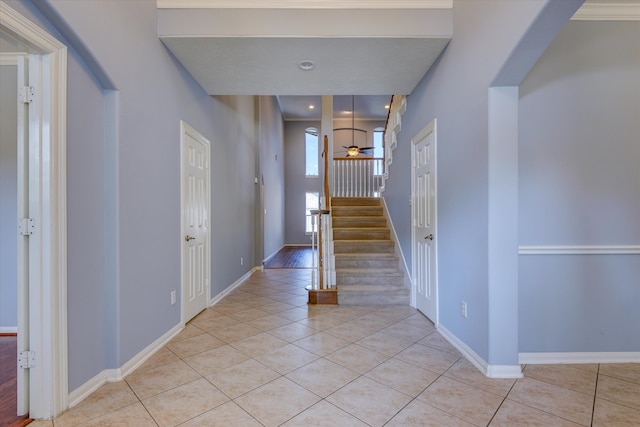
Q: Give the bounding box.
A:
[240,257,244,266]
[461,300,467,318]
[170,290,177,306]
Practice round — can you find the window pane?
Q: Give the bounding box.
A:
[305,192,319,233]
[373,130,384,175]
[305,129,319,176]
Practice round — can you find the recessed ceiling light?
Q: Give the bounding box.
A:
[343,110,352,114]
[298,60,315,71]
[309,105,315,109]
[385,105,390,109]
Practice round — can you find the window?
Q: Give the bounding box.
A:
[305,128,319,177]
[305,192,319,233]
[373,128,384,175]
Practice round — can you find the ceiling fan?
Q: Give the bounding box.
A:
[338,95,374,157]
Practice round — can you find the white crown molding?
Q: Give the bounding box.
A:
[572,2,640,20]
[519,245,640,255]
[157,0,452,9]
[0,52,25,65]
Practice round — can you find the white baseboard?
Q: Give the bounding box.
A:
[519,352,640,365]
[439,324,523,379]
[0,326,18,334]
[209,267,260,306]
[68,322,183,408]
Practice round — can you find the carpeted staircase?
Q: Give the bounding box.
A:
[331,197,410,305]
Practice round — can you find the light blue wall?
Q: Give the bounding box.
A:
[0,64,18,329]
[518,21,640,352]
[7,0,279,392]
[259,96,286,262]
[383,0,568,364]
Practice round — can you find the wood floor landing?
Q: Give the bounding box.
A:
[0,335,32,427]
[264,246,314,269]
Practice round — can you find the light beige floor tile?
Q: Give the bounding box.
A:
[417,376,504,426]
[143,378,228,427]
[400,313,436,330]
[386,399,475,427]
[25,421,53,427]
[286,358,360,398]
[326,376,412,427]
[208,322,262,343]
[191,307,226,320]
[281,400,370,427]
[182,344,250,376]
[227,307,271,322]
[297,315,347,331]
[80,402,157,427]
[508,377,593,426]
[189,314,238,332]
[568,363,599,373]
[52,381,139,427]
[234,377,321,427]
[255,343,319,374]
[365,357,439,397]
[247,314,292,331]
[419,331,461,355]
[356,331,413,357]
[259,301,297,314]
[597,373,640,410]
[599,363,640,385]
[169,324,207,344]
[325,343,390,374]
[395,343,460,374]
[592,397,640,426]
[293,332,349,356]
[278,307,311,322]
[490,399,584,427]
[179,401,262,427]
[324,322,378,342]
[523,364,597,396]
[126,359,200,400]
[136,346,180,373]
[380,322,433,342]
[206,358,280,398]
[230,332,288,357]
[445,358,516,397]
[165,333,226,358]
[267,322,316,342]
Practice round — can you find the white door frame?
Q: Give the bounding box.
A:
[410,119,438,325]
[180,120,211,323]
[1,2,68,418]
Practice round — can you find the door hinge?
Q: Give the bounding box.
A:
[19,86,35,104]
[18,351,36,369]
[18,218,35,236]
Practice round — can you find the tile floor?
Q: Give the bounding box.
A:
[31,269,640,426]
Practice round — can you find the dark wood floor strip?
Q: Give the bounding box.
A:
[0,336,32,427]
[265,246,314,269]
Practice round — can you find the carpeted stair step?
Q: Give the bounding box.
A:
[333,227,390,241]
[336,268,404,287]
[334,253,400,269]
[331,205,383,217]
[337,284,410,306]
[332,216,387,228]
[331,197,381,207]
[333,240,395,254]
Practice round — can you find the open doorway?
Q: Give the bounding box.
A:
[0,2,68,419]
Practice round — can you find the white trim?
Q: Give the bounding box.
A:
[381,197,413,298]
[157,0,452,9]
[518,245,640,255]
[0,327,18,334]
[1,1,68,419]
[0,52,24,65]
[519,352,640,365]
[572,2,640,21]
[209,267,260,306]
[439,324,523,379]
[68,323,183,408]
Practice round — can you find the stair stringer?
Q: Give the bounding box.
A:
[381,197,414,306]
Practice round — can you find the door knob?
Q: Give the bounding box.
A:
[185,235,196,242]
[424,234,433,241]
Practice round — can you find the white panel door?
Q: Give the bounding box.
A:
[181,122,210,323]
[412,122,437,323]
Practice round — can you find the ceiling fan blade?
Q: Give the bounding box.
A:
[359,147,375,150]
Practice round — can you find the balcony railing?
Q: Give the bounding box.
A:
[332,157,384,198]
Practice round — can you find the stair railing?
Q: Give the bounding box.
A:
[332,157,384,198]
